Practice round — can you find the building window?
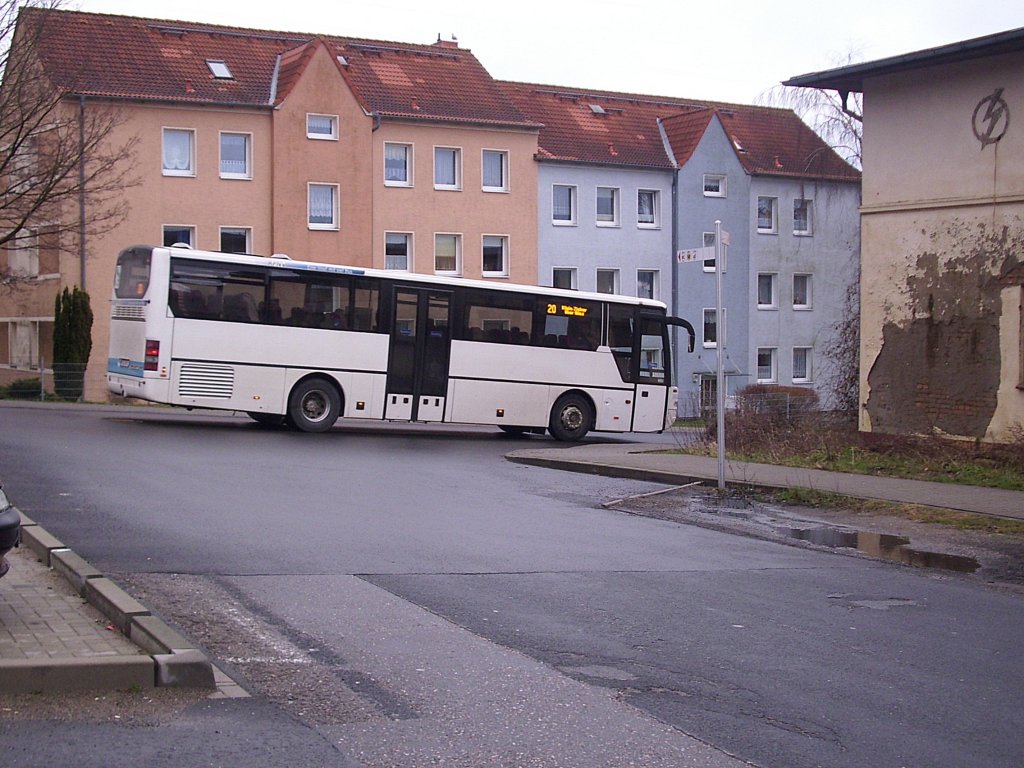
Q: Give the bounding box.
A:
[434,147,461,190]
[702,308,720,348]
[384,143,412,186]
[435,233,461,274]
[552,184,576,225]
[793,274,812,309]
[307,114,338,140]
[385,233,411,270]
[793,347,812,383]
[220,227,250,254]
[794,199,814,235]
[757,273,777,309]
[703,174,726,197]
[596,268,619,295]
[482,235,509,276]
[637,190,659,228]
[162,128,194,176]
[163,225,195,248]
[552,267,577,290]
[596,187,619,226]
[757,347,778,383]
[308,183,339,229]
[757,196,778,233]
[219,132,251,179]
[637,269,658,300]
[703,231,717,272]
[482,150,509,191]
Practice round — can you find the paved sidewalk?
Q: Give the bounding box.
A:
[0,513,222,695]
[507,442,1024,521]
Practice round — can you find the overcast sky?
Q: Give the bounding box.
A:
[74,0,1024,104]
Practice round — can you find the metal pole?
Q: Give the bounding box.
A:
[715,220,725,490]
[39,355,45,401]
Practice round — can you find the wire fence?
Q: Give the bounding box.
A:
[0,359,89,401]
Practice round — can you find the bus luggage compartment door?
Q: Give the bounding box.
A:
[385,288,451,422]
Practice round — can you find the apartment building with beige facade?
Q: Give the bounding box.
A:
[0,9,538,400]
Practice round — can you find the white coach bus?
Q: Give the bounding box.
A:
[107,245,694,439]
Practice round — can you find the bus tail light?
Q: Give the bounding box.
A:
[144,339,160,371]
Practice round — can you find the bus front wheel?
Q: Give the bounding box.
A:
[288,378,341,433]
[549,393,592,442]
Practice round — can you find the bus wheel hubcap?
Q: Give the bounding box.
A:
[303,393,328,422]
[562,406,583,430]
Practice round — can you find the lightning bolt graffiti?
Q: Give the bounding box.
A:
[972,88,1010,149]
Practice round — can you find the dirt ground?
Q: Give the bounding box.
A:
[611,486,1024,594]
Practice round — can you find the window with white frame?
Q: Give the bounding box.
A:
[637,269,658,300]
[482,150,509,191]
[219,227,251,254]
[482,235,508,276]
[306,114,338,140]
[435,233,461,274]
[434,147,461,190]
[637,190,659,228]
[162,225,195,248]
[793,347,812,383]
[702,231,717,272]
[757,273,777,309]
[757,196,778,233]
[552,184,576,225]
[552,267,577,290]
[219,132,251,179]
[206,60,233,79]
[162,128,195,176]
[384,143,412,186]
[793,273,812,309]
[307,183,339,229]
[794,199,814,235]
[596,187,619,226]
[702,308,724,348]
[385,232,412,270]
[596,268,619,294]
[703,174,726,197]
[757,347,778,382]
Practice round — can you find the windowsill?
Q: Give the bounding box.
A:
[162,171,195,178]
[757,229,778,235]
[308,225,339,231]
[552,221,577,227]
[384,181,413,188]
[307,135,339,141]
[596,222,620,228]
[434,186,462,192]
[794,232,813,237]
[482,273,509,279]
[703,193,726,199]
[757,305,779,311]
[482,188,510,194]
[220,174,252,181]
[793,379,813,385]
[793,306,813,311]
[637,224,660,230]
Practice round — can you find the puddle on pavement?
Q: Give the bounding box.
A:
[774,525,980,573]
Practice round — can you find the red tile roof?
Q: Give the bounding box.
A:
[502,82,860,182]
[20,8,537,128]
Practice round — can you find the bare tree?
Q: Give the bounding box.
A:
[758,52,863,170]
[0,0,138,288]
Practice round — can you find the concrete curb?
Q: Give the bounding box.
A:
[2,512,215,693]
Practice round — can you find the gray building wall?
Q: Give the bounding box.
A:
[674,117,861,414]
[536,162,675,300]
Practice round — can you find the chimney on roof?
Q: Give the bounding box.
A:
[434,34,459,48]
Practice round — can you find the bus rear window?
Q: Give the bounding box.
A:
[115,249,152,298]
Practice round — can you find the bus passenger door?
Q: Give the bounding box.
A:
[632,315,672,432]
[385,288,451,422]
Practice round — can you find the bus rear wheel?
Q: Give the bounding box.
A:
[288,378,341,433]
[549,393,592,442]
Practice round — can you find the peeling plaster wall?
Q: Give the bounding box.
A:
[863,213,1022,438]
[858,50,1024,442]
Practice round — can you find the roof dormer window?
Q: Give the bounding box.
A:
[206,60,233,79]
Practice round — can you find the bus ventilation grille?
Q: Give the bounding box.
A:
[112,304,145,320]
[178,363,234,399]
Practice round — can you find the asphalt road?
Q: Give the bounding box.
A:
[1,402,1022,768]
